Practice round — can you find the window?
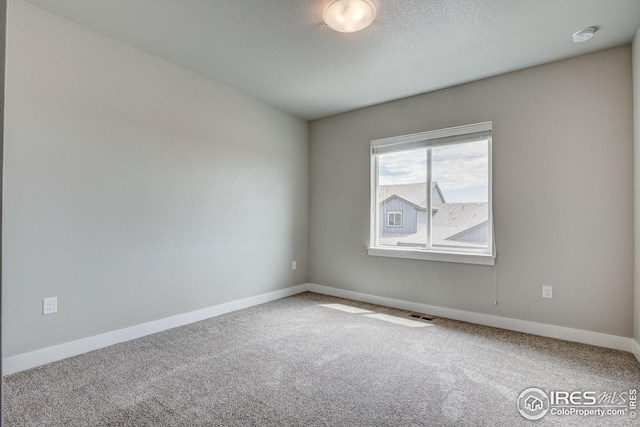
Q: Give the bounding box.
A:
[369,122,495,265]
[387,211,403,228]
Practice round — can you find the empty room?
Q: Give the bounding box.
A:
[2,0,640,425]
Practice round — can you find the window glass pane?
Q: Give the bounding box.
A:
[377,148,427,248]
[387,212,399,227]
[431,139,489,249]
[370,122,493,261]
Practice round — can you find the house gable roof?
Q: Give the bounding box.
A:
[445,219,489,242]
[380,195,427,211]
[377,182,445,208]
[432,203,488,244]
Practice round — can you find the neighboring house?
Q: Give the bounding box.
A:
[378,182,488,247]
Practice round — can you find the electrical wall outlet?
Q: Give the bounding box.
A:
[292,261,297,270]
[542,286,553,299]
[43,297,58,315]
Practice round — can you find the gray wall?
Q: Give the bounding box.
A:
[310,46,634,338]
[3,0,309,358]
[633,29,640,345]
[1,0,6,402]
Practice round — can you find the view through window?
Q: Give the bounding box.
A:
[371,122,493,260]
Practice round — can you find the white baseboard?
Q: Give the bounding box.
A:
[3,284,308,376]
[306,283,634,353]
[5,282,636,375]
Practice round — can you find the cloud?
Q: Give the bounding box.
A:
[378,148,426,185]
[432,141,488,190]
[378,140,488,193]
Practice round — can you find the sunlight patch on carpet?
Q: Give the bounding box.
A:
[319,303,372,314]
[364,313,430,327]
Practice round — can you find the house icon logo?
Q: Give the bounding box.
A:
[525,395,543,411]
[517,388,549,420]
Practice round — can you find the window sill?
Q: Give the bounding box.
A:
[367,246,495,266]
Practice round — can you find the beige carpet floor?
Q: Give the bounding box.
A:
[3,292,639,426]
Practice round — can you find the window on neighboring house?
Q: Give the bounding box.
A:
[387,211,402,228]
[369,122,495,265]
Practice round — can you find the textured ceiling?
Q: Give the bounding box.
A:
[22,0,640,120]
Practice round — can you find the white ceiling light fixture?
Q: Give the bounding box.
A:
[323,0,376,33]
[572,27,596,43]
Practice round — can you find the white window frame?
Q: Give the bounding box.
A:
[369,122,495,266]
[386,210,403,228]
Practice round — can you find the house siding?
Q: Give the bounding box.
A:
[447,222,489,243]
[432,187,445,206]
[380,197,419,233]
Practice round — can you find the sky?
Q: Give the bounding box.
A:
[378,140,489,203]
